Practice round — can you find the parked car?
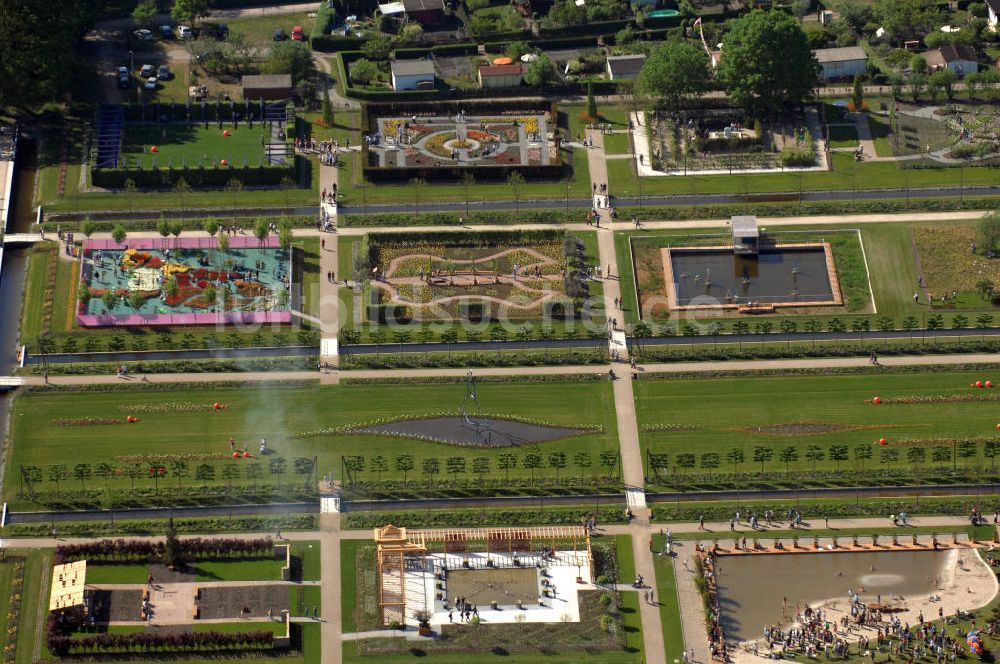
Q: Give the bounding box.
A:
[157,64,171,80]
[116,68,130,89]
[291,25,305,40]
[177,25,193,39]
[139,64,156,78]
[159,24,173,38]
[273,28,286,41]
[133,28,153,41]
[116,66,129,77]
[144,76,159,90]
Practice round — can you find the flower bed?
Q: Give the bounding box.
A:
[53,417,125,427]
[3,560,25,664]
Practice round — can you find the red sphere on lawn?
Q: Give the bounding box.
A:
[213,402,220,410]
[988,381,994,388]
[878,438,887,445]
[996,423,1000,430]
[232,452,240,459]
[150,146,158,153]
[977,381,984,388]
[873,396,881,404]
[126,415,133,423]
[220,159,229,166]
[242,451,251,458]
[223,130,231,137]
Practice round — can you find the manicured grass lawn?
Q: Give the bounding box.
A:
[339,539,365,634]
[9,549,52,664]
[827,124,859,148]
[337,146,591,205]
[193,557,283,581]
[87,563,149,584]
[614,535,636,584]
[607,151,1000,197]
[867,115,894,157]
[304,111,361,148]
[650,536,685,664]
[292,540,321,581]
[121,123,270,168]
[5,379,619,507]
[635,369,1000,486]
[603,133,632,155]
[191,621,288,635]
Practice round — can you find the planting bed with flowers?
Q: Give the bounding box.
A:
[77,239,291,326]
[914,225,1000,306]
[366,232,588,321]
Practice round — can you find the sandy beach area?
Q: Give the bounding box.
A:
[728,546,998,664]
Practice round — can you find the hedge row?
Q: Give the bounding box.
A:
[1,514,315,538]
[91,163,297,188]
[651,497,1000,523]
[339,209,581,226]
[344,506,626,529]
[30,356,318,376]
[55,537,274,564]
[339,349,608,369]
[392,43,480,59]
[634,340,1000,363]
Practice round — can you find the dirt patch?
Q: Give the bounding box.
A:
[355,416,590,447]
[148,563,195,584]
[197,584,289,620]
[737,422,876,436]
[91,589,143,622]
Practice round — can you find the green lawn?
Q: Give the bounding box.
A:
[827,124,859,148]
[635,368,1000,490]
[292,540,321,581]
[607,151,1000,197]
[340,539,366,634]
[650,536,685,664]
[224,11,314,47]
[193,557,283,581]
[121,123,270,169]
[87,563,149,584]
[5,379,619,508]
[603,133,632,155]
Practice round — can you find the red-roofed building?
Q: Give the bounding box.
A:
[478,64,523,89]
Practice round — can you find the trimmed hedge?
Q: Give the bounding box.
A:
[538,19,630,37]
[432,43,480,56]
[91,162,297,188]
[394,47,433,59]
[344,506,626,529]
[340,209,582,226]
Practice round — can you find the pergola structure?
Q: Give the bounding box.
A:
[373,524,592,625]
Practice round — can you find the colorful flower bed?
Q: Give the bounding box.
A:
[424,131,457,158]
[3,560,25,664]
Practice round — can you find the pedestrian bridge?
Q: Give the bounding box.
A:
[3,233,44,245]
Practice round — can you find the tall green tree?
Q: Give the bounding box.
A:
[639,41,711,113]
[0,0,97,109]
[262,41,316,84]
[715,10,818,115]
[172,0,209,25]
[132,0,157,29]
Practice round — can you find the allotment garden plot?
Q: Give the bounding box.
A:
[4,379,620,509]
[634,369,1000,492]
[635,107,825,175]
[78,237,291,326]
[913,224,1000,310]
[363,231,600,324]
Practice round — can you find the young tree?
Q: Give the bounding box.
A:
[459,172,475,217]
[523,453,543,483]
[111,223,127,245]
[726,448,745,474]
[548,452,567,482]
[195,463,216,484]
[472,457,490,484]
[829,445,849,470]
[321,89,335,127]
[409,177,427,213]
[400,23,423,42]
[422,457,440,488]
[752,446,773,473]
[268,457,287,478]
[586,82,598,120]
[254,217,270,245]
[853,444,873,473]
[851,74,864,110]
[173,177,191,212]
[73,463,92,491]
[369,455,389,483]
[574,451,593,478]
[715,10,818,115]
[507,172,525,214]
[162,518,180,569]
[170,461,189,489]
[700,452,720,477]
[262,41,316,84]
[804,445,825,470]
[395,455,414,486]
[48,464,69,494]
[497,452,517,483]
[779,446,798,472]
[639,41,711,113]
[361,33,392,61]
